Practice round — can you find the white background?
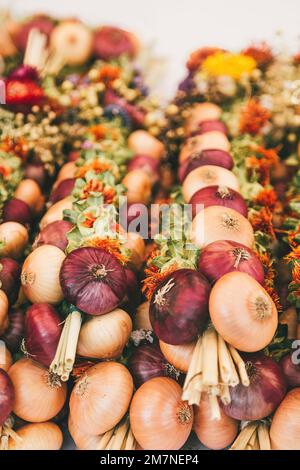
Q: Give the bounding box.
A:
[2,0,300,97]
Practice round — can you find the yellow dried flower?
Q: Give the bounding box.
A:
[202,52,257,80]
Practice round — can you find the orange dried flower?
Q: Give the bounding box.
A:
[247,146,279,185]
[242,42,273,67]
[0,165,11,178]
[89,124,107,140]
[82,212,97,228]
[254,188,277,210]
[98,64,121,85]
[81,179,116,204]
[85,237,128,265]
[76,160,113,178]
[142,263,178,300]
[250,207,275,239]
[239,99,271,135]
[257,251,282,312]
[0,137,29,158]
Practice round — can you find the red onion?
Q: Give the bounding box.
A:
[122,268,141,312]
[3,198,32,226]
[0,257,21,304]
[60,247,126,315]
[9,65,39,82]
[93,26,136,59]
[24,163,48,188]
[223,353,287,421]
[0,309,25,352]
[178,149,234,183]
[198,240,264,285]
[189,185,248,218]
[129,343,179,388]
[0,369,15,426]
[33,220,73,252]
[25,303,62,367]
[280,353,300,388]
[149,269,210,345]
[127,155,160,182]
[195,120,227,135]
[50,178,76,204]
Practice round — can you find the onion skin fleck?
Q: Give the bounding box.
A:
[198,240,264,285]
[60,247,126,316]
[178,149,234,183]
[280,353,300,388]
[130,377,193,450]
[0,257,21,304]
[25,303,62,367]
[189,185,248,219]
[223,353,286,421]
[270,388,300,450]
[150,269,210,345]
[33,220,73,252]
[0,368,15,426]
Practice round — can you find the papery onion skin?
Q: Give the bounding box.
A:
[280,353,300,388]
[209,272,278,352]
[0,308,25,352]
[21,245,65,305]
[189,185,248,219]
[150,269,210,345]
[0,222,29,259]
[69,361,133,435]
[178,149,234,183]
[194,394,238,450]
[191,206,255,250]
[0,257,21,304]
[198,240,264,285]
[33,220,73,252]
[77,308,132,360]
[40,197,73,230]
[182,165,239,202]
[223,353,286,421]
[159,340,195,373]
[49,178,76,204]
[128,343,176,388]
[8,358,67,422]
[25,303,62,367]
[270,388,300,450]
[0,368,15,426]
[68,416,101,450]
[9,422,63,450]
[130,377,193,450]
[3,198,32,226]
[60,247,126,316]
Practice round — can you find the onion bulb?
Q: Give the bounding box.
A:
[24,163,48,188]
[159,340,195,373]
[122,169,152,205]
[182,165,240,202]
[69,361,133,435]
[178,149,234,183]
[150,269,210,345]
[33,220,73,252]
[189,185,247,218]
[124,232,145,270]
[9,422,63,450]
[77,308,132,359]
[196,120,227,135]
[127,154,160,183]
[0,343,12,372]
[209,272,278,352]
[223,353,286,421]
[39,197,73,230]
[50,20,93,65]
[184,103,222,134]
[25,303,62,367]
[0,368,14,426]
[50,178,75,204]
[0,222,29,259]
[134,301,152,331]
[68,416,101,450]
[0,308,25,352]
[270,388,300,450]
[3,198,32,226]
[128,130,165,160]
[60,247,126,315]
[0,257,21,304]
[280,353,300,388]
[0,290,9,335]
[130,377,193,450]
[55,162,77,184]
[8,358,67,422]
[191,206,254,249]
[198,240,264,284]
[194,394,238,449]
[21,245,65,304]
[179,132,230,163]
[14,178,42,213]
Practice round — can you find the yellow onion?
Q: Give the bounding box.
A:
[270,388,300,450]
[50,20,93,65]
[193,394,238,449]
[124,232,145,270]
[184,103,222,134]
[209,272,278,352]
[134,301,152,331]
[0,343,12,372]
[191,206,254,249]
[9,358,67,422]
[0,222,28,259]
[130,377,193,450]
[0,290,9,335]
[21,245,65,304]
[122,169,152,205]
[77,308,132,359]
[69,362,133,435]
[159,340,195,373]
[9,422,63,450]
[179,132,230,163]
[182,165,240,202]
[40,197,73,230]
[128,130,165,160]
[68,416,101,450]
[14,178,43,213]
[55,162,77,186]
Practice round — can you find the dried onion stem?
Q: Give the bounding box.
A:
[230,422,271,450]
[97,417,136,451]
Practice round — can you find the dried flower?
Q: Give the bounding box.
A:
[202,52,256,79]
[239,99,271,135]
